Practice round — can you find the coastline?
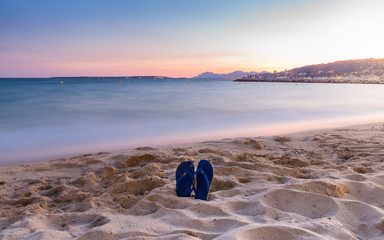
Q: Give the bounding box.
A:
[234,78,384,84]
[1,121,384,239]
[4,115,384,167]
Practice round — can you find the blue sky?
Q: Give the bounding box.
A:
[1,0,384,77]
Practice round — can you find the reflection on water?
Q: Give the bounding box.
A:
[1,78,384,165]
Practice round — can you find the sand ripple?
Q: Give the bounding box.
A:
[1,123,384,239]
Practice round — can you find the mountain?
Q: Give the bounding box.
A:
[288,58,384,77]
[193,71,259,79]
[195,58,384,80]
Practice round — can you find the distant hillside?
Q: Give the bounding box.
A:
[194,71,260,79]
[289,58,384,77]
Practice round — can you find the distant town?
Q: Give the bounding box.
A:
[235,58,384,84]
[43,58,384,84]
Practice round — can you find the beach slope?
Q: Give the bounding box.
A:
[1,123,384,239]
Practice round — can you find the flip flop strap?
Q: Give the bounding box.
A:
[193,167,210,196]
[177,169,194,195]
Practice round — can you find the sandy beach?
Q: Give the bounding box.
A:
[1,122,384,239]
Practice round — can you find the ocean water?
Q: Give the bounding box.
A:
[1,77,384,165]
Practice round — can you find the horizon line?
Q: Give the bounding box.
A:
[1,57,382,79]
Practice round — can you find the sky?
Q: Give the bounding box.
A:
[1,0,384,78]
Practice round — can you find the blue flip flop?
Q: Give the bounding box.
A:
[175,161,195,197]
[194,160,213,201]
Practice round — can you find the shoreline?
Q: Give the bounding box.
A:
[234,78,384,84]
[3,117,384,167]
[1,121,384,239]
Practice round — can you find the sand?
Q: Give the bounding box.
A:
[1,123,384,239]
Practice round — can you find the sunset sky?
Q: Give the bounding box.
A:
[1,0,384,78]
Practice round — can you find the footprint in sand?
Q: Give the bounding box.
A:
[45,184,90,203]
[219,225,327,240]
[261,189,338,219]
[298,180,349,198]
[337,200,384,239]
[343,180,384,209]
[223,200,266,217]
[1,214,110,240]
[344,173,368,182]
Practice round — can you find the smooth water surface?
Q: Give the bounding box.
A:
[1,78,384,165]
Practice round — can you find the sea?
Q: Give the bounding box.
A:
[1,77,384,165]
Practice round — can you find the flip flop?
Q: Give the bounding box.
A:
[175,161,195,197]
[194,160,213,201]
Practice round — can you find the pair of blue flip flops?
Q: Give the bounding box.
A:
[176,160,213,201]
